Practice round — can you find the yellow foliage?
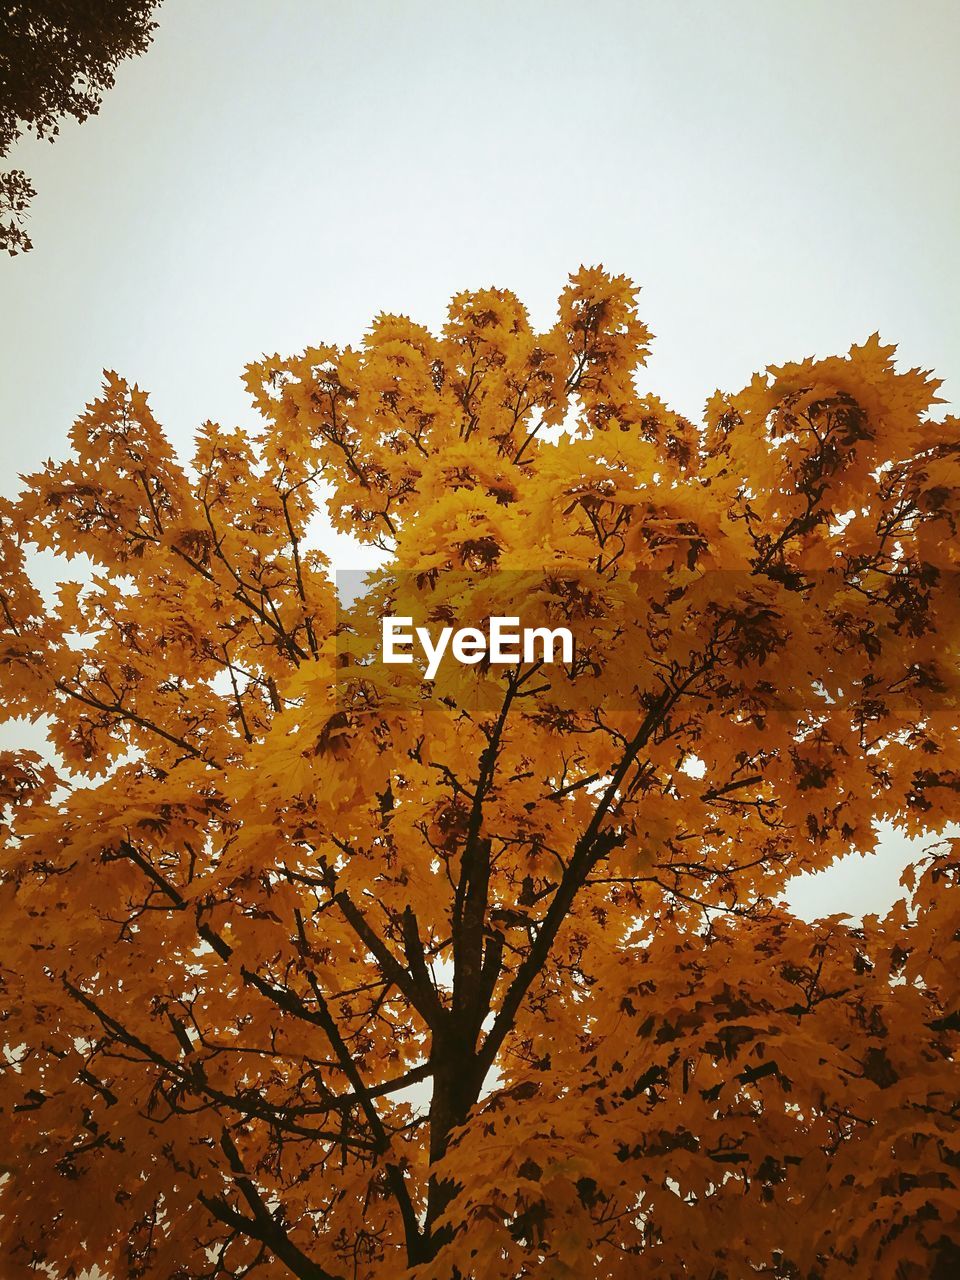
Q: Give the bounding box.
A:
[1,269,958,1279]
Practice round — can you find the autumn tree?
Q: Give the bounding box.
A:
[1,269,959,1278]
[0,0,162,254]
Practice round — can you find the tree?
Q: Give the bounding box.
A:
[0,268,958,1278]
[0,0,162,255]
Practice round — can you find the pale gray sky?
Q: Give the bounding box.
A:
[1,0,958,917]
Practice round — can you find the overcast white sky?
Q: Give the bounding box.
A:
[1,0,958,917]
